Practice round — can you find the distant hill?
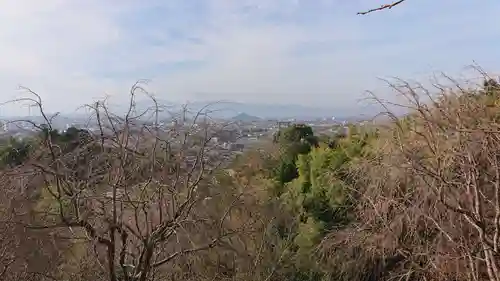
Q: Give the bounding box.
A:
[231,112,261,122]
[104,99,385,121]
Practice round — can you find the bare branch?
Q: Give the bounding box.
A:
[358,0,407,15]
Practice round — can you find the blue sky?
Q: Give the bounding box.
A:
[0,0,499,115]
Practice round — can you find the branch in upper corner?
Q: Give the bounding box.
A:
[357,0,407,15]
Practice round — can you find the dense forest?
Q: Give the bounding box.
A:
[0,76,499,281]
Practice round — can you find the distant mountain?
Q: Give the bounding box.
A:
[231,112,261,122]
[106,99,383,121]
[0,97,384,122]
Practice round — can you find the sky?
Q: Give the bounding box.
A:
[0,0,499,116]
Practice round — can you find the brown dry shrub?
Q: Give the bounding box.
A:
[320,74,500,281]
[0,166,70,281]
[0,84,290,281]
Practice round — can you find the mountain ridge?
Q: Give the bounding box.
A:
[231,112,262,122]
[133,99,380,120]
[2,100,383,122]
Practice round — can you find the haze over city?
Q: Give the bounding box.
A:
[1,0,499,116]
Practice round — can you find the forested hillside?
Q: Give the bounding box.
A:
[0,76,499,280]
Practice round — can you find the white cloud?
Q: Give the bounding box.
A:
[0,0,499,116]
[0,0,128,114]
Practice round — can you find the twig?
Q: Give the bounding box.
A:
[358,0,407,15]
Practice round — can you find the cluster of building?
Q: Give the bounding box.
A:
[0,113,360,153]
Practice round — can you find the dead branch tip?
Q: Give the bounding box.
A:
[357,0,407,15]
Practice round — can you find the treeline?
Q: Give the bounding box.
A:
[0,126,91,168]
[1,77,500,281]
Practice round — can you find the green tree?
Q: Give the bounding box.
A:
[274,123,318,149]
[0,137,32,167]
[276,129,376,279]
[38,125,92,152]
[272,124,319,189]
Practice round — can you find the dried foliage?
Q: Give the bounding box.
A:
[4,71,500,281]
[0,82,286,281]
[320,72,500,281]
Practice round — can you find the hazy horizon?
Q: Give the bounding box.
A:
[0,0,499,116]
[0,99,383,121]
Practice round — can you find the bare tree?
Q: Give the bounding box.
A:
[2,82,254,281]
[325,72,500,281]
[0,192,17,280]
[0,164,67,281]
